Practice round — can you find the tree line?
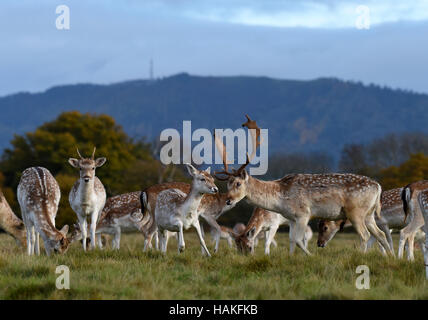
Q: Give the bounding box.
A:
[0,111,427,229]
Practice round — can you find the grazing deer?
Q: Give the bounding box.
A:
[400,181,428,260]
[68,147,107,251]
[17,167,69,256]
[214,115,393,256]
[152,164,218,256]
[402,185,428,277]
[0,188,26,247]
[70,191,144,249]
[230,207,313,255]
[140,182,238,253]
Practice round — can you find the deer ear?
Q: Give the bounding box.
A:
[59,225,69,236]
[95,157,106,167]
[239,169,248,180]
[205,166,211,174]
[247,226,256,238]
[185,164,198,177]
[68,158,79,168]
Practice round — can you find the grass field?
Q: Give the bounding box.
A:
[0,231,427,299]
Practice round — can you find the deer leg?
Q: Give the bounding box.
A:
[157,229,167,253]
[154,231,159,250]
[292,217,311,255]
[97,233,103,249]
[35,231,40,256]
[89,212,98,250]
[200,215,221,253]
[398,229,408,259]
[348,214,370,253]
[365,211,393,256]
[193,221,211,257]
[80,218,88,252]
[265,226,278,255]
[407,232,416,261]
[30,226,36,256]
[367,235,376,250]
[113,226,121,250]
[288,220,296,254]
[177,223,185,253]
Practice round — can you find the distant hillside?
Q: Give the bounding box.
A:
[1,73,428,158]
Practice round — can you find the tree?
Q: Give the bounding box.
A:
[378,153,428,190]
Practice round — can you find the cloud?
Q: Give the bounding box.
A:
[0,1,427,96]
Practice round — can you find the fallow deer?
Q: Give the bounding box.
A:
[17,167,69,256]
[402,185,428,277]
[70,191,144,250]
[214,115,393,256]
[140,181,238,253]
[68,147,107,251]
[400,181,428,260]
[230,207,313,255]
[0,188,26,247]
[152,164,218,256]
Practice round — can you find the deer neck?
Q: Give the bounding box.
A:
[0,194,25,240]
[199,193,227,218]
[79,178,95,203]
[181,186,204,216]
[245,176,282,212]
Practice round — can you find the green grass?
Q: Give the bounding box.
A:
[0,232,427,299]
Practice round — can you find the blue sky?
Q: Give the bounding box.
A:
[1,0,427,96]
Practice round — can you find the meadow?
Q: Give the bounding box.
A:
[0,231,427,300]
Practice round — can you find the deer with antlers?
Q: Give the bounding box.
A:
[17,167,70,256]
[214,115,393,256]
[0,188,26,247]
[68,147,107,251]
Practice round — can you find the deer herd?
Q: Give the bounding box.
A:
[2,115,428,278]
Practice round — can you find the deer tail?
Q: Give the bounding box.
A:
[401,185,412,223]
[375,184,382,220]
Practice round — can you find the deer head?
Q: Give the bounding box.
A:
[186,164,218,195]
[213,115,261,201]
[317,220,347,248]
[46,225,70,254]
[228,227,256,254]
[68,147,106,183]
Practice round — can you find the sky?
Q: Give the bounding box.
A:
[0,0,427,96]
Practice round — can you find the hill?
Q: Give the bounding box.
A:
[1,73,427,158]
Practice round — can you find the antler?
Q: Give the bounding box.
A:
[76,147,83,159]
[91,147,96,160]
[213,115,261,180]
[213,131,233,181]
